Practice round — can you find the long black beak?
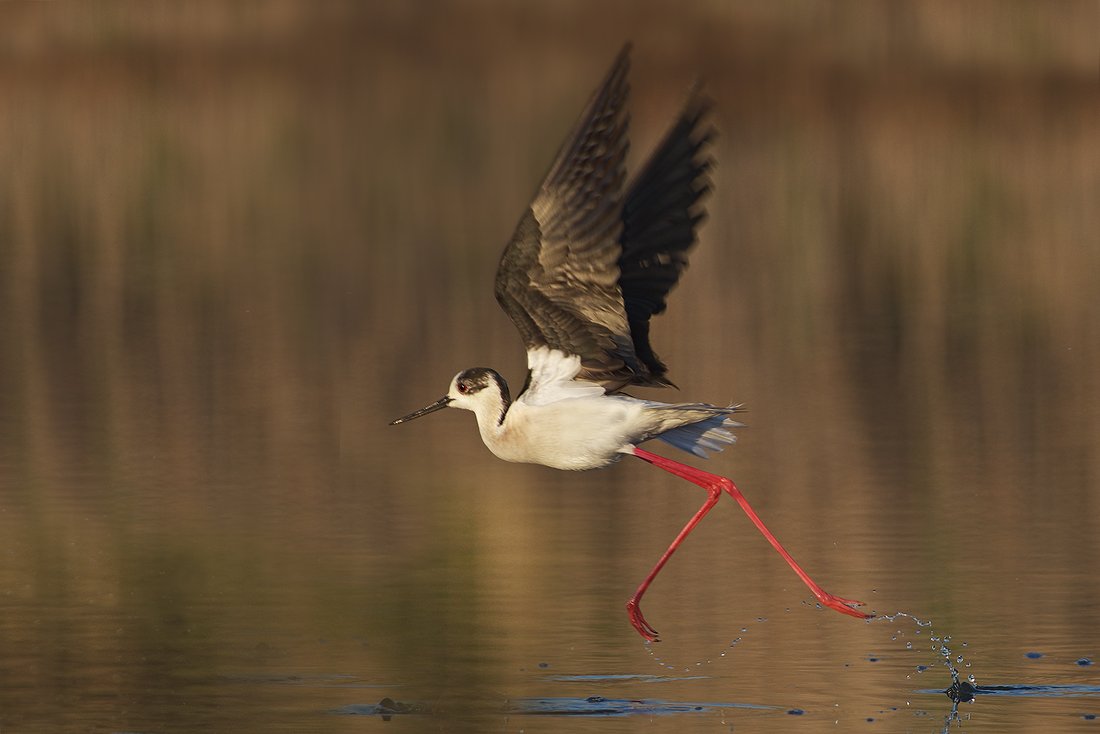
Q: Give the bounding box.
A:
[389,396,452,425]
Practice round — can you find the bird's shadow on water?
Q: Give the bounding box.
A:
[333,611,1100,728]
[503,674,780,717]
[334,678,1100,728]
[331,673,800,719]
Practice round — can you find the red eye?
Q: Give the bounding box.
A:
[457,382,469,394]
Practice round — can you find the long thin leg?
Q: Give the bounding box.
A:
[626,483,722,641]
[628,447,871,641]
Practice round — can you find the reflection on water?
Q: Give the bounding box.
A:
[1,3,1098,732]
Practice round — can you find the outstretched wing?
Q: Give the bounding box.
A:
[495,46,714,394]
[619,90,714,385]
[494,44,643,391]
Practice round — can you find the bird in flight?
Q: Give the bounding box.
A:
[391,44,871,641]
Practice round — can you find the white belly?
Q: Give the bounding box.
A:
[480,397,640,470]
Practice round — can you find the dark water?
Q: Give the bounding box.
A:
[1,4,1098,732]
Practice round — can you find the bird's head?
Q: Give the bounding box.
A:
[389,367,510,426]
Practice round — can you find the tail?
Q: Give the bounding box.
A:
[653,404,744,459]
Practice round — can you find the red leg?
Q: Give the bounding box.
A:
[628,448,871,641]
[626,482,722,641]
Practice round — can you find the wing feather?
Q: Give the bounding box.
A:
[495,44,640,390]
[494,47,714,394]
[619,90,714,384]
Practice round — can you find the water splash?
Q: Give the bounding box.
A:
[643,615,769,671]
[642,603,980,731]
[637,605,986,729]
[873,611,974,689]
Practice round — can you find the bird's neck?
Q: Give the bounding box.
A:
[473,382,511,433]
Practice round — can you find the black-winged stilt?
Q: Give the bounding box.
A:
[390,44,871,641]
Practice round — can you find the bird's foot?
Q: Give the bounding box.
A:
[626,598,660,642]
[815,591,874,619]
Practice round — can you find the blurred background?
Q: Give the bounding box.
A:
[0,2,1097,732]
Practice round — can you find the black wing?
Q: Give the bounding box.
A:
[495,44,641,390]
[619,90,714,386]
[494,46,714,392]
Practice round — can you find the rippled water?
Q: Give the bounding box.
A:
[1,4,1098,733]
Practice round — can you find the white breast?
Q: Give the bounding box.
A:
[480,395,642,470]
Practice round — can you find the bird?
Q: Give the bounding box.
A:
[390,44,871,641]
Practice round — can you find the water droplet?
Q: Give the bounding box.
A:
[1025,651,1043,659]
[1077,658,1093,666]
[906,642,912,649]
